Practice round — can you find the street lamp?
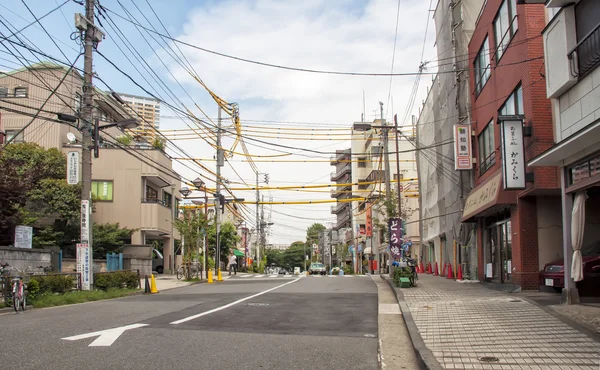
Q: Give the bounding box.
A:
[179,187,192,198]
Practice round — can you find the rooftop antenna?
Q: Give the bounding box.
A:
[363,90,366,122]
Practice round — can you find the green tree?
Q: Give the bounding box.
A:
[207,221,240,266]
[92,223,136,258]
[173,209,207,278]
[265,248,283,267]
[0,143,78,246]
[372,190,415,243]
[305,223,325,258]
[281,241,306,271]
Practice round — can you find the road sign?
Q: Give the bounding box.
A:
[62,323,148,347]
[14,225,32,249]
[81,200,90,243]
[67,151,80,185]
[76,243,90,291]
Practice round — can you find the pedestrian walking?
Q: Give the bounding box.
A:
[227,251,238,276]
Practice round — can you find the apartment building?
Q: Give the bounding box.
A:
[416,0,482,280]
[330,148,353,243]
[463,0,559,290]
[0,62,181,272]
[117,92,161,143]
[529,0,600,301]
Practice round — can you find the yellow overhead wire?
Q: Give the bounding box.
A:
[202,178,417,191]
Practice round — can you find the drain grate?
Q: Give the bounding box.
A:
[509,299,522,302]
[479,356,499,363]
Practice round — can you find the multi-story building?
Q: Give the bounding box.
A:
[416,0,482,279]
[0,62,181,272]
[529,0,600,302]
[117,92,161,142]
[330,148,353,241]
[462,0,559,290]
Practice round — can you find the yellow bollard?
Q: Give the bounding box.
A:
[217,268,223,282]
[306,271,310,277]
[207,269,214,283]
[150,274,159,294]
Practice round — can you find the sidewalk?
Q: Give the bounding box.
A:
[385,274,600,370]
[152,274,196,291]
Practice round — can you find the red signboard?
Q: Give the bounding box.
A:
[365,203,373,237]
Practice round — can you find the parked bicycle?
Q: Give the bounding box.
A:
[402,257,419,287]
[11,276,26,312]
[176,262,200,280]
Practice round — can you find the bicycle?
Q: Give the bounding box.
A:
[11,276,26,312]
[402,257,419,287]
[176,262,200,280]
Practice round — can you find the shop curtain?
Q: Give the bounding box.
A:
[571,191,587,282]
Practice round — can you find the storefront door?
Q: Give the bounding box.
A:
[485,219,512,283]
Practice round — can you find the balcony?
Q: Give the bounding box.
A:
[331,203,349,214]
[141,149,175,187]
[330,164,351,181]
[330,150,350,165]
[331,185,351,198]
[568,23,600,79]
[141,199,173,234]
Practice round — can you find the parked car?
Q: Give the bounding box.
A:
[152,249,164,274]
[293,267,301,275]
[308,263,326,275]
[539,240,600,294]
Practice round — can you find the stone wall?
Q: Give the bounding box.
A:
[62,258,107,273]
[0,246,52,272]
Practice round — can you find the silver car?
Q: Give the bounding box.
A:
[308,263,326,275]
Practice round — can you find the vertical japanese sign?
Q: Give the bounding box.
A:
[365,203,373,237]
[453,124,473,170]
[81,200,90,243]
[388,217,402,258]
[500,119,525,190]
[67,151,80,185]
[76,243,90,290]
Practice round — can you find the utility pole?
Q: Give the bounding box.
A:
[79,0,97,290]
[381,102,392,269]
[215,107,223,274]
[255,172,260,266]
[394,114,403,258]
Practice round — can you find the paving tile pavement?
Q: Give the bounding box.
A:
[403,274,600,370]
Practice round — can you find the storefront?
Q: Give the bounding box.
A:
[482,208,512,284]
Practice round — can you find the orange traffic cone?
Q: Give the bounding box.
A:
[433,262,439,276]
[447,263,453,279]
[457,264,463,280]
[419,262,425,274]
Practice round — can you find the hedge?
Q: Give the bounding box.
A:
[94,271,139,291]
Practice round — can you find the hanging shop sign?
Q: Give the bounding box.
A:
[453,124,473,170]
[500,117,526,190]
[388,217,403,257]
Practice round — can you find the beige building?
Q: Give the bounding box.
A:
[0,62,181,271]
[116,92,161,143]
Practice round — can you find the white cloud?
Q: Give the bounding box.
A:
[159,0,436,244]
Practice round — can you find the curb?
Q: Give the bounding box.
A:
[381,275,443,370]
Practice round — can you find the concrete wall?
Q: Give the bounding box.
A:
[537,196,564,270]
[62,258,107,273]
[0,246,52,272]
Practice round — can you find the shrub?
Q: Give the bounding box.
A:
[30,275,75,295]
[94,271,139,291]
[343,265,354,275]
[392,267,412,287]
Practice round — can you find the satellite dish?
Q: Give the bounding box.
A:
[67,132,77,143]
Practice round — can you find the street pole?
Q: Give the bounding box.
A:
[204,188,208,278]
[394,114,403,258]
[255,172,260,267]
[80,0,96,290]
[381,102,392,270]
[215,107,222,274]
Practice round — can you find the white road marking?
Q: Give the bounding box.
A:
[379,304,401,315]
[268,274,278,278]
[62,323,148,347]
[170,278,301,325]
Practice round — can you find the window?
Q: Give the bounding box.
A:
[493,0,518,61]
[5,130,24,143]
[0,87,7,97]
[145,185,158,201]
[393,173,404,181]
[474,37,491,96]
[499,84,523,116]
[14,87,27,98]
[163,191,172,208]
[478,121,496,175]
[358,157,367,168]
[92,180,113,201]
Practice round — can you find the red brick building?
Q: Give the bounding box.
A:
[461,0,560,290]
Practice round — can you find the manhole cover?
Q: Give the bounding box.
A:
[479,357,499,363]
[246,303,269,306]
[423,306,432,309]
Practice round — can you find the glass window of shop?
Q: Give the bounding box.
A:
[484,211,512,283]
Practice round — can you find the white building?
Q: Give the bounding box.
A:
[529,0,600,303]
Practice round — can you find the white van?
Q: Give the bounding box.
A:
[152,249,164,274]
[293,267,301,275]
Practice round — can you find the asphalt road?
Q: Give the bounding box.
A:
[0,276,379,370]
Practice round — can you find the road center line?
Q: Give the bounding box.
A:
[169,277,301,325]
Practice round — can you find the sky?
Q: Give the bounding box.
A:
[0,0,437,244]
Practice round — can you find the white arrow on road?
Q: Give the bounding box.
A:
[62,323,148,347]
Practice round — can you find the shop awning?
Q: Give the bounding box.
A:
[233,249,244,257]
[528,121,600,167]
[461,172,516,222]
